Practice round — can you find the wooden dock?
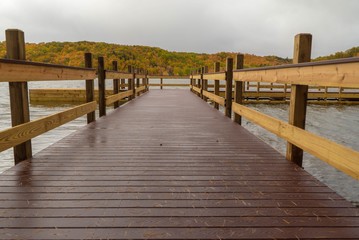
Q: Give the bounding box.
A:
[0,89,358,239]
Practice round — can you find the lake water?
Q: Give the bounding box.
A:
[0,80,358,206]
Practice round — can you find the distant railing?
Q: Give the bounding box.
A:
[190,33,359,180]
[0,29,149,164]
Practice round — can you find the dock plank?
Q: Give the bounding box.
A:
[0,89,357,239]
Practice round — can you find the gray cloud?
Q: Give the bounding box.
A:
[0,0,358,58]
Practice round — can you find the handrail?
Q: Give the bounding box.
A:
[0,58,96,82]
[1,29,149,166]
[189,33,359,180]
[232,102,359,180]
[0,101,97,152]
[233,57,359,88]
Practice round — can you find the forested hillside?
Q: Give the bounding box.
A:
[0,41,357,75]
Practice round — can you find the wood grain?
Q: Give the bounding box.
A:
[0,101,96,152]
[202,90,225,106]
[0,59,96,82]
[233,60,359,88]
[105,90,133,106]
[232,102,359,179]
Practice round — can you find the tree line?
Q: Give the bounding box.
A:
[0,41,357,75]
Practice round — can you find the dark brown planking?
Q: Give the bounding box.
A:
[0,89,357,239]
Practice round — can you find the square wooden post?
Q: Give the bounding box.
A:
[202,66,208,101]
[225,58,233,118]
[97,56,106,117]
[286,33,312,166]
[85,53,95,124]
[234,54,244,124]
[132,67,136,99]
[127,65,133,100]
[214,62,220,110]
[6,29,32,164]
[112,61,120,109]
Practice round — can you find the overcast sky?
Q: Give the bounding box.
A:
[0,0,358,58]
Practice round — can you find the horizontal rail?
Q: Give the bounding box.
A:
[135,86,146,94]
[192,74,201,79]
[232,102,359,179]
[105,90,133,106]
[105,71,133,79]
[192,86,201,94]
[0,59,96,82]
[147,75,189,79]
[202,90,225,106]
[203,72,226,80]
[135,74,146,79]
[233,57,359,88]
[149,83,189,87]
[0,101,97,152]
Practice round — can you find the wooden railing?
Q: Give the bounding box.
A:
[0,29,149,164]
[190,33,359,180]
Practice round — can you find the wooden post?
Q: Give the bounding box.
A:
[6,29,32,164]
[127,66,132,100]
[121,78,125,90]
[234,54,244,124]
[136,70,140,96]
[197,68,201,97]
[203,66,208,101]
[225,58,233,118]
[214,62,220,110]
[98,56,106,117]
[200,67,204,99]
[145,70,149,91]
[286,33,312,166]
[112,61,120,109]
[85,53,95,124]
[132,67,136,99]
[160,78,163,90]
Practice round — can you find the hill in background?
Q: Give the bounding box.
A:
[0,41,358,75]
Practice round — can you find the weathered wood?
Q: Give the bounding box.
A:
[85,53,95,124]
[127,66,133,100]
[234,54,244,124]
[286,33,312,166]
[97,57,106,117]
[0,90,358,239]
[135,86,146,94]
[232,102,359,180]
[105,90,133,106]
[0,59,96,82]
[202,90,225,106]
[192,74,201,79]
[192,86,201,94]
[105,71,133,79]
[202,72,226,81]
[214,62,220,110]
[136,76,140,96]
[6,29,32,164]
[29,89,116,103]
[225,58,233,118]
[112,61,120,109]
[202,66,209,101]
[160,78,163,90]
[0,101,97,152]
[232,58,359,88]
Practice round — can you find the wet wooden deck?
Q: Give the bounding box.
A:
[0,89,358,239]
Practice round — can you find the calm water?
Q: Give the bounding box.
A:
[0,81,358,206]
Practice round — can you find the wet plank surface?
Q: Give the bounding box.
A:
[0,89,358,239]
